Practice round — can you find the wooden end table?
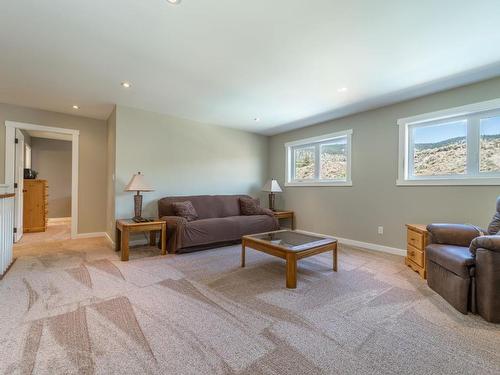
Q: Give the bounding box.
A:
[115,219,167,261]
[273,210,295,229]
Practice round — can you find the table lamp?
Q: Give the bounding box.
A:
[124,172,154,221]
[262,179,282,211]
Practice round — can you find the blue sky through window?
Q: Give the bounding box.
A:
[480,116,500,136]
[413,120,466,144]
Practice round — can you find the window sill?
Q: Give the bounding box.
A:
[396,178,500,186]
[285,180,353,187]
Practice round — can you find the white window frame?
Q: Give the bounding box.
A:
[397,98,500,186]
[285,129,353,187]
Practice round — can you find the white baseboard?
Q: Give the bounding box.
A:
[48,217,71,224]
[335,236,406,256]
[297,230,406,257]
[73,232,107,239]
[104,232,115,247]
[103,232,147,248]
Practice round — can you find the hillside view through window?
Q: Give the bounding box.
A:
[410,116,500,178]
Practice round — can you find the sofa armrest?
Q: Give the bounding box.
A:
[469,235,500,256]
[427,223,483,247]
[160,216,188,253]
[161,215,188,228]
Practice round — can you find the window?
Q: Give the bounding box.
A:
[398,99,500,185]
[285,130,352,186]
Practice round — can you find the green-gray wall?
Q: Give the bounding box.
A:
[113,106,269,237]
[269,77,500,250]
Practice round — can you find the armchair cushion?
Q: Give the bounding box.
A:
[426,244,475,278]
[469,235,500,255]
[427,223,482,247]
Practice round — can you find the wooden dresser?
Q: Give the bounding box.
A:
[23,179,48,233]
[405,224,429,279]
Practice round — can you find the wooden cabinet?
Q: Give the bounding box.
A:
[23,179,48,233]
[405,224,429,279]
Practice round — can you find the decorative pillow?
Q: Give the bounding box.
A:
[171,201,199,222]
[239,197,273,216]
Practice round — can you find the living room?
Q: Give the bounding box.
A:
[0,1,499,374]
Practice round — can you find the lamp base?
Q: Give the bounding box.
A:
[134,192,143,219]
[268,193,276,211]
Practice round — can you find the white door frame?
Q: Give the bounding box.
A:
[14,129,25,242]
[5,121,79,238]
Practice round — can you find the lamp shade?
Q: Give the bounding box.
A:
[262,179,282,193]
[124,172,154,192]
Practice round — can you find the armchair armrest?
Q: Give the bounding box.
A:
[160,216,188,253]
[426,223,483,247]
[469,235,500,256]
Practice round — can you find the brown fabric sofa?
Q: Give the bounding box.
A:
[426,197,500,323]
[158,195,279,254]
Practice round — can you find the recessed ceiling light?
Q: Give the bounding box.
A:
[72,105,80,110]
[337,87,348,93]
[254,117,260,122]
[166,0,181,4]
[121,81,132,88]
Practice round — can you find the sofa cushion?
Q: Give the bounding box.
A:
[171,201,199,222]
[426,244,475,278]
[182,217,240,247]
[236,215,279,236]
[180,215,279,249]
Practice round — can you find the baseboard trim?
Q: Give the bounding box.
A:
[73,232,107,239]
[335,237,406,256]
[48,217,71,224]
[104,232,117,248]
[297,230,406,257]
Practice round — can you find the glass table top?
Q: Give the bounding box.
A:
[247,230,336,251]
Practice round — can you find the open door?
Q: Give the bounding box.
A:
[14,128,24,242]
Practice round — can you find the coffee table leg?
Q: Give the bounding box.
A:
[241,241,246,268]
[333,243,338,272]
[286,253,297,289]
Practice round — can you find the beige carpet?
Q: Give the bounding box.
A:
[1,236,499,374]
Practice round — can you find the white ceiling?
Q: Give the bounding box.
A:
[1,1,500,135]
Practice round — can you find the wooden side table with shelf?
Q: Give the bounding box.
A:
[115,219,167,261]
[273,210,295,229]
[405,224,429,279]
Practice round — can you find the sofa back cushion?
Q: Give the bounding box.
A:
[158,195,252,219]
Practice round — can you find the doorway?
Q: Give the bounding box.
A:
[4,121,79,240]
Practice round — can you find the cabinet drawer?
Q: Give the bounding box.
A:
[407,229,423,249]
[407,244,424,267]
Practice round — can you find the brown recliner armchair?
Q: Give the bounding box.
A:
[426,197,500,323]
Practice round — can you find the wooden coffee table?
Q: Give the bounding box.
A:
[241,230,338,289]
